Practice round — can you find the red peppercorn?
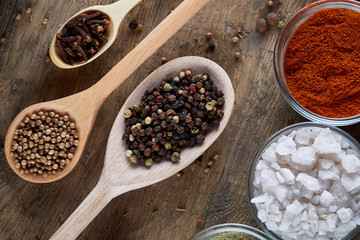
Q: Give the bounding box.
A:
[189,86,196,94]
[155,96,163,102]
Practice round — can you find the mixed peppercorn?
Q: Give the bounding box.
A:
[55,11,109,64]
[123,71,225,167]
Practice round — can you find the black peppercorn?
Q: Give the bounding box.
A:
[209,43,216,51]
[129,20,139,29]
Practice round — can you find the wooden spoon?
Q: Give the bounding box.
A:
[4,0,210,183]
[50,56,234,240]
[49,0,141,69]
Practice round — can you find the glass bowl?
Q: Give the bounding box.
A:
[190,223,274,240]
[247,122,360,240]
[274,0,360,126]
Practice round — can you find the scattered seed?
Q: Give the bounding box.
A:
[161,57,168,64]
[137,23,144,31]
[176,207,186,212]
[43,18,49,24]
[194,156,203,166]
[236,26,243,34]
[204,167,211,173]
[129,20,139,30]
[277,19,285,28]
[234,52,241,59]
[266,12,278,26]
[25,7,31,13]
[268,0,274,6]
[1,37,5,43]
[232,36,239,43]
[196,218,203,227]
[279,0,283,3]
[256,18,268,33]
[213,153,220,160]
[16,13,22,21]
[176,171,184,177]
[205,32,213,40]
[207,160,213,166]
[208,43,216,51]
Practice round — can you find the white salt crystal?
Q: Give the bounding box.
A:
[271,162,281,170]
[311,195,320,205]
[256,160,269,171]
[260,169,280,193]
[318,170,340,181]
[319,179,330,191]
[318,158,335,170]
[329,205,338,213]
[326,214,338,232]
[278,154,291,164]
[257,209,268,222]
[288,160,309,172]
[330,180,351,208]
[300,187,313,200]
[353,211,360,225]
[286,200,304,216]
[275,137,297,156]
[251,194,268,204]
[276,172,286,184]
[340,136,350,149]
[309,129,321,140]
[313,128,342,154]
[337,207,354,223]
[341,173,360,192]
[296,173,321,192]
[341,154,360,173]
[318,220,328,236]
[275,185,288,202]
[301,210,309,222]
[265,220,279,232]
[320,190,334,207]
[268,213,283,223]
[295,128,312,145]
[270,203,280,215]
[308,204,319,221]
[291,146,316,167]
[334,221,357,239]
[279,168,295,183]
[261,143,277,163]
[346,149,360,159]
[323,151,346,163]
[351,199,360,212]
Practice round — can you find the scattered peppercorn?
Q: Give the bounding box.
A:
[205,32,213,40]
[26,7,32,14]
[123,71,225,167]
[234,52,241,59]
[161,57,168,64]
[268,0,274,7]
[129,20,139,30]
[176,171,184,177]
[256,18,268,33]
[209,43,216,51]
[204,166,211,173]
[55,11,109,64]
[10,111,79,177]
[43,18,49,24]
[277,19,285,28]
[266,12,278,26]
[236,26,243,34]
[137,23,144,31]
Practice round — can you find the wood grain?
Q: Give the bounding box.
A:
[1,0,360,239]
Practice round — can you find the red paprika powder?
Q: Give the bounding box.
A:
[284,8,360,118]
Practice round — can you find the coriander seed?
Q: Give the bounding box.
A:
[205,32,213,39]
[235,52,241,59]
[232,37,239,43]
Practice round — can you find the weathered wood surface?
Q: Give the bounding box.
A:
[1,0,360,239]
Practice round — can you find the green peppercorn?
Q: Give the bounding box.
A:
[171,152,180,162]
[136,123,142,130]
[163,83,173,92]
[191,126,199,134]
[196,74,203,79]
[145,158,153,167]
[206,100,218,111]
[124,109,132,118]
[164,142,172,150]
[129,154,138,163]
[133,104,141,112]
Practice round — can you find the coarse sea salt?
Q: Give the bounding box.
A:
[251,127,360,240]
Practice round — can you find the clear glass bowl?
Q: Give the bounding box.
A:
[247,122,360,240]
[190,223,274,240]
[274,0,360,126]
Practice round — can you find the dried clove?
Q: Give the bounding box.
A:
[55,11,109,64]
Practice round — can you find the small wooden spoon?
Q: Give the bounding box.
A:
[49,0,141,69]
[50,56,234,240]
[4,0,211,183]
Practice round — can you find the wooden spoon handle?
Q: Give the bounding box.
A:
[50,183,113,240]
[87,0,210,108]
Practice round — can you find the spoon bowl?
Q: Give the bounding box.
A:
[50,56,234,240]
[49,0,141,69]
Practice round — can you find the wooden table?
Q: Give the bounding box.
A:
[1,0,360,239]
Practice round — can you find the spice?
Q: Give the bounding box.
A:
[129,20,139,30]
[267,0,273,7]
[161,57,167,64]
[234,52,241,59]
[43,18,49,25]
[26,7,32,13]
[266,12,278,26]
[10,111,79,177]
[256,18,268,33]
[137,23,144,31]
[232,36,239,43]
[55,11,109,64]
[214,234,254,240]
[123,71,225,167]
[208,43,216,51]
[205,32,213,40]
[16,13,22,21]
[284,8,360,118]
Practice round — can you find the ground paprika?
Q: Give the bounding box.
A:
[284,8,360,118]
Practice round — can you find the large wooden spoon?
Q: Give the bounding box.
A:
[4,0,210,183]
[50,56,234,240]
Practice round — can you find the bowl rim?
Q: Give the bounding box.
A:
[247,121,360,240]
[189,223,274,240]
[273,0,360,126]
